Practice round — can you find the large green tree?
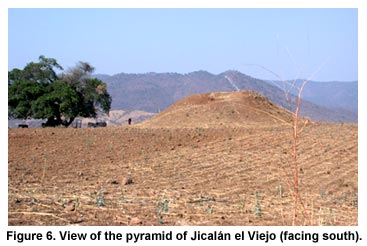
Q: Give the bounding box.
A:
[8,56,112,127]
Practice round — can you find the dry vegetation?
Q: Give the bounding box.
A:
[8,91,357,226]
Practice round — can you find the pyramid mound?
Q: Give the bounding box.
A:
[139,91,296,128]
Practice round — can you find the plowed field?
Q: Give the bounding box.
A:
[8,123,357,226]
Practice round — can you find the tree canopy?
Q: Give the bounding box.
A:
[8,56,112,127]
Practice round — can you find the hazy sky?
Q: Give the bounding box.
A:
[8,8,357,81]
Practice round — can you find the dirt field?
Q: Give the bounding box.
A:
[8,92,358,226]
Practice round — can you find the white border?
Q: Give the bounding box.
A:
[357,1,366,229]
[3,0,366,245]
[2,0,363,8]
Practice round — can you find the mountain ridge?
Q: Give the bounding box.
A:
[93,70,357,123]
[264,79,357,114]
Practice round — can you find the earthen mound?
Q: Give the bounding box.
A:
[139,91,296,128]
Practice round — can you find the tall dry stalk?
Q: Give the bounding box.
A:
[289,58,329,225]
[244,60,328,225]
[291,79,310,225]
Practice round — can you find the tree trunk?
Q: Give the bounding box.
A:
[62,117,75,128]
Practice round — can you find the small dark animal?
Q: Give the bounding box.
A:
[18,124,28,128]
[87,122,96,128]
[128,118,132,125]
[41,118,57,128]
[95,121,107,127]
[88,121,107,128]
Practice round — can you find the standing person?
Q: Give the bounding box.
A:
[128,118,132,125]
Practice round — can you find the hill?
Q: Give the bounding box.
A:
[139,91,296,128]
[266,79,358,115]
[8,85,357,226]
[94,70,357,123]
